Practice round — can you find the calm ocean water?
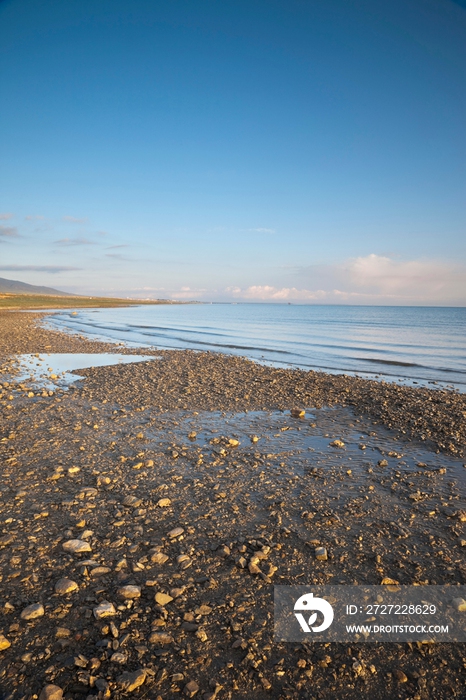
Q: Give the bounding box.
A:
[46,304,466,391]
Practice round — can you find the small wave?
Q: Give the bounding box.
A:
[361,358,421,368]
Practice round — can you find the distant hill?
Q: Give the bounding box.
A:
[0,276,73,296]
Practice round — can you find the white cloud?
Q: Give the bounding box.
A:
[25,214,45,221]
[0,213,13,220]
[228,254,466,305]
[248,227,276,234]
[345,254,463,298]
[227,285,365,301]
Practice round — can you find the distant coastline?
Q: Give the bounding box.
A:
[0,293,192,310]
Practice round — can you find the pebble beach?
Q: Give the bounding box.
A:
[0,311,465,700]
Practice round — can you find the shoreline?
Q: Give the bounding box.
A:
[0,311,465,699]
[2,311,465,458]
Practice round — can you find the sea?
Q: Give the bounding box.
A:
[45,304,466,392]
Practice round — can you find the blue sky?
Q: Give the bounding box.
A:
[1,0,465,304]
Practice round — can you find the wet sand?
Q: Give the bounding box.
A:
[0,311,465,700]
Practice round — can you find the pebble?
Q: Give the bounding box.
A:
[149,631,174,644]
[452,597,466,612]
[155,591,173,606]
[291,408,305,418]
[117,585,141,600]
[329,439,345,448]
[151,551,169,564]
[20,603,45,620]
[315,546,328,561]
[39,685,63,700]
[123,495,142,507]
[54,578,79,595]
[157,498,171,507]
[168,527,184,539]
[90,566,112,577]
[393,669,408,683]
[93,601,116,619]
[117,668,146,692]
[110,651,128,663]
[184,680,200,697]
[62,539,92,554]
[0,633,11,651]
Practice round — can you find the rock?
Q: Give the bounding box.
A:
[378,459,388,467]
[228,438,239,447]
[155,592,173,606]
[157,498,171,507]
[117,668,146,692]
[62,539,92,554]
[0,633,11,651]
[291,408,305,418]
[149,631,173,644]
[117,585,141,600]
[55,578,79,595]
[181,622,199,632]
[251,435,260,443]
[95,679,109,692]
[39,685,63,700]
[452,597,466,612]
[170,586,186,598]
[329,439,344,448]
[110,652,127,663]
[315,546,328,561]
[151,551,169,565]
[168,527,184,539]
[55,627,71,638]
[90,566,112,577]
[179,559,193,570]
[393,669,408,683]
[20,603,45,620]
[123,495,142,507]
[184,680,200,697]
[93,601,116,619]
[0,534,15,547]
[381,577,399,585]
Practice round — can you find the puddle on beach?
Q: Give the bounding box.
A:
[9,353,160,390]
[145,407,465,538]
[75,403,463,537]
[156,406,466,484]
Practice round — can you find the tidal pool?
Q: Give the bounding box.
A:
[10,352,160,390]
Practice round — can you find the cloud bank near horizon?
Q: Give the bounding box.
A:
[56,254,466,305]
[226,254,466,304]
